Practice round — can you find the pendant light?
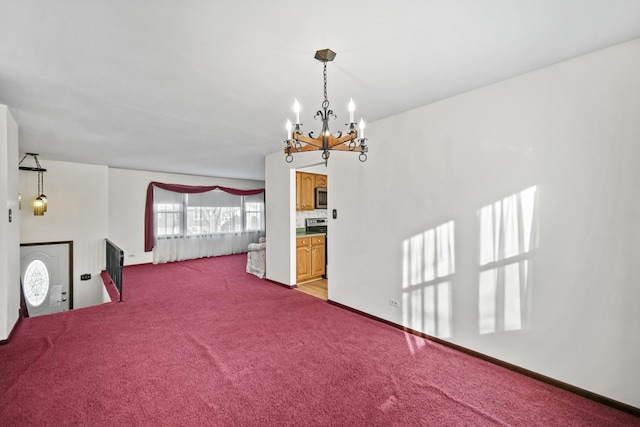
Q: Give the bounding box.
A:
[18,153,48,216]
[284,49,368,165]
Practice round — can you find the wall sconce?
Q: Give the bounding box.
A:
[18,153,48,216]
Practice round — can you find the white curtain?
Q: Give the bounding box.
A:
[153,232,264,264]
[152,187,265,264]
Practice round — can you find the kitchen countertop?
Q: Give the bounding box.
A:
[296,231,326,238]
[296,228,326,238]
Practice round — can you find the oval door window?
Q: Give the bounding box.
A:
[24,259,50,306]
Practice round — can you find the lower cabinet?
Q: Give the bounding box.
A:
[296,235,325,283]
[310,237,325,278]
[296,238,312,282]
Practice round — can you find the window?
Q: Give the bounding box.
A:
[244,194,266,232]
[24,259,50,306]
[156,201,184,237]
[154,187,265,238]
[145,183,265,263]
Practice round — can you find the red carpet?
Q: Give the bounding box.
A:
[1,254,637,426]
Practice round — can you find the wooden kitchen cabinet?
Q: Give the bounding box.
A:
[296,172,327,211]
[315,174,327,188]
[296,237,312,282]
[296,235,325,283]
[310,236,326,278]
[296,172,315,210]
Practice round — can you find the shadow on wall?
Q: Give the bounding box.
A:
[401,186,538,346]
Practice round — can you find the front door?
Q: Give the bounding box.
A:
[20,242,73,317]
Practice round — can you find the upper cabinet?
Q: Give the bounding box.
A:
[296,172,327,211]
[315,174,327,188]
[296,172,314,210]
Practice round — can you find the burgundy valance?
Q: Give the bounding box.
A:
[144,181,265,252]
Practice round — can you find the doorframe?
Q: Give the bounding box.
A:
[20,240,74,310]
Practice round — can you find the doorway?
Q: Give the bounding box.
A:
[20,241,73,317]
[296,279,328,300]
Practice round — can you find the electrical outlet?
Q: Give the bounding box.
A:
[80,274,91,281]
[389,298,400,308]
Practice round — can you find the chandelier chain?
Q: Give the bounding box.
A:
[322,61,329,110]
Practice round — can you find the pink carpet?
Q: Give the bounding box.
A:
[1,254,637,426]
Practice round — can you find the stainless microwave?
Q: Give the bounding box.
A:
[315,187,327,209]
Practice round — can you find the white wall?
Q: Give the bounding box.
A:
[108,168,264,266]
[0,106,20,340]
[266,38,640,407]
[20,160,108,309]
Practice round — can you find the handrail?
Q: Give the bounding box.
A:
[105,239,124,302]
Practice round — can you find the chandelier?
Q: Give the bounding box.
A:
[18,153,48,216]
[284,49,368,164]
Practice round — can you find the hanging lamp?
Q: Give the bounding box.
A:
[284,49,368,165]
[18,153,48,216]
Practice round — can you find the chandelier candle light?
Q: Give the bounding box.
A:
[284,49,368,165]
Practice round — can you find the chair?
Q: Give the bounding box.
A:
[246,237,266,278]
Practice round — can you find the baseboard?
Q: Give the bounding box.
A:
[327,299,640,418]
[0,311,23,346]
[264,278,295,289]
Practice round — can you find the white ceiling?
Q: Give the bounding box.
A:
[1,1,640,181]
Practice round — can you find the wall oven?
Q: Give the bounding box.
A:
[315,187,327,209]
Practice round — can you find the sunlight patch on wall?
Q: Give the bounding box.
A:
[478,269,497,334]
[402,221,455,339]
[478,186,537,335]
